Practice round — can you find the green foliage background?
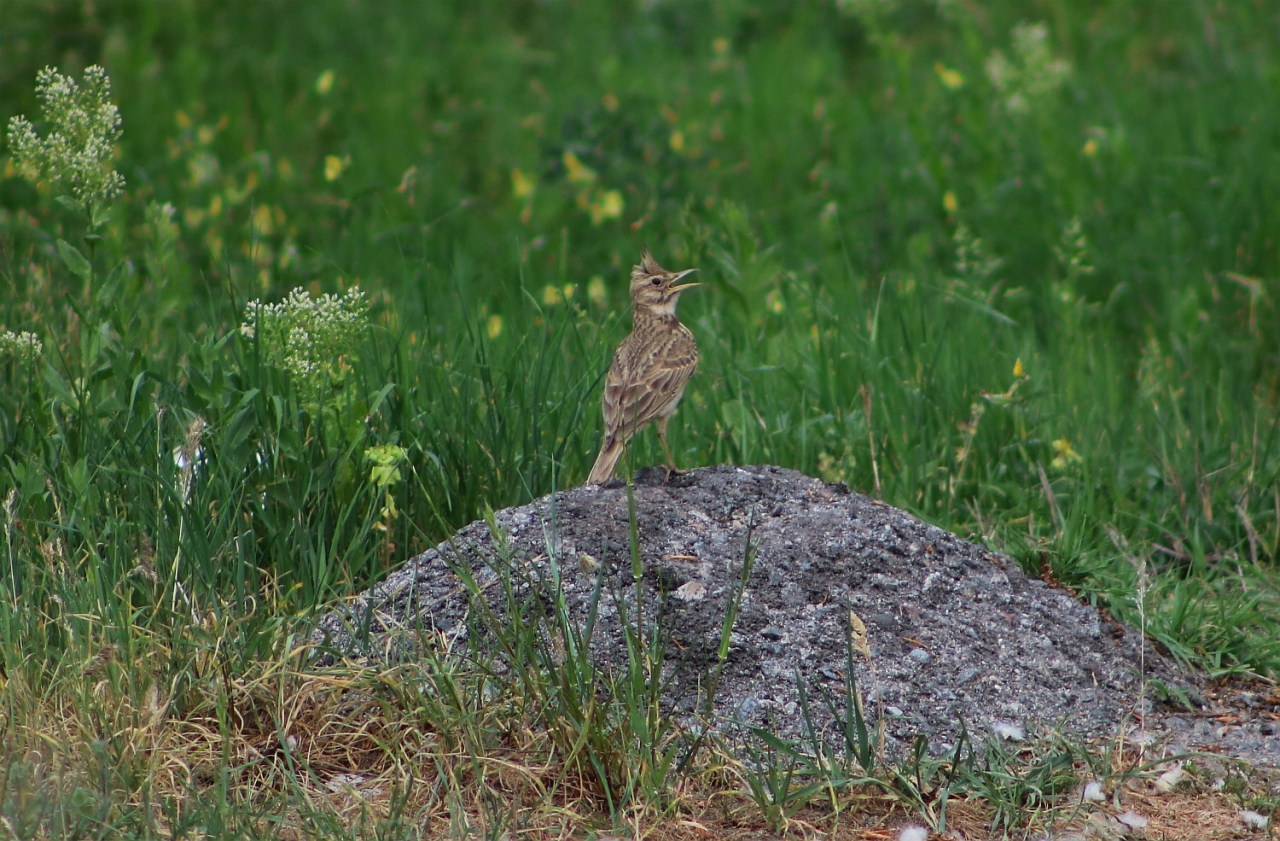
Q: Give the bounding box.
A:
[2,0,1278,676]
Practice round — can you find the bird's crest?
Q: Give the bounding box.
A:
[636,248,663,277]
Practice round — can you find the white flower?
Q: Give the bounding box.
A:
[240,287,368,394]
[985,22,1070,116]
[7,65,125,211]
[0,330,43,364]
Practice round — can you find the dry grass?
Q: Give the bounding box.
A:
[3,610,1274,840]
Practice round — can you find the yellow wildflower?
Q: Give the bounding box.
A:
[1013,358,1025,378]
[1083,138,1098,157]
[324,155,347,181]
[935,62,965,89]
[589,189,624,225]
[943,191,958,214]
[670,130,686,153]
[563,151,595,185]
[486,314,503,339]
[511,167,535,199]
[1050,438,1082,470]
[251,204,275,236]
[542,285,564,306]
[315,70,335,96]
[587,276,607,305]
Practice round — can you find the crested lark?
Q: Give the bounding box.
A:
[586,249,699,486]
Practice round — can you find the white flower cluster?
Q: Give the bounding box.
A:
[0,330,43,364]
[240,287,368,390]
[7,65,125,209]
[1055,217,1094,278]
[985,22,1070,115]
[953,224,1002,284]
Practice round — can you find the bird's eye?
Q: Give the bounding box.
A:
[650,276,662,285]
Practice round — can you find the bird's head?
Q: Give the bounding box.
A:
[629,249,698,316]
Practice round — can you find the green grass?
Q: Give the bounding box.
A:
[2,1,1279,837]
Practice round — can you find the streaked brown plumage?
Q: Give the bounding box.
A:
[586,250,699,486]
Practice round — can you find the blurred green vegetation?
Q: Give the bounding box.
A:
[1,0,1279,832]
[3,0,1278,656]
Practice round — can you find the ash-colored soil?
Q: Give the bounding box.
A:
[315,465,1278,767]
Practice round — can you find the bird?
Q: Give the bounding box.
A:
[586,249,700,486]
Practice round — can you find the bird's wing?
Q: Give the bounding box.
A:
[602,333,698,439]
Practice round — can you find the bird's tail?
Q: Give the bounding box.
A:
[586,438,624,486]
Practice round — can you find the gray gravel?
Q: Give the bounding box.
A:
[314,465,1278,768]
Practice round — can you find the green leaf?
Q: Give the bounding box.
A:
[53,195,83,214]
[57,239,92,282]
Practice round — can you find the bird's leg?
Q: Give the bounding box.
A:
[657,417,681,482]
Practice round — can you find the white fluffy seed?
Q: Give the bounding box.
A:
[1241,810,1269,830]
[1117,811,1149,830]
[991,721,1025,741]
[1153,764,1184,793]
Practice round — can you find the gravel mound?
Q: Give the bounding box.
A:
[315,465,1277,767]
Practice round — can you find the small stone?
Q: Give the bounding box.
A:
[673,580,706,601]
[908,648,932,666]
[868,612,896,629]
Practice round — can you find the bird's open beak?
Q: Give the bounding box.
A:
[670,268,699,291]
